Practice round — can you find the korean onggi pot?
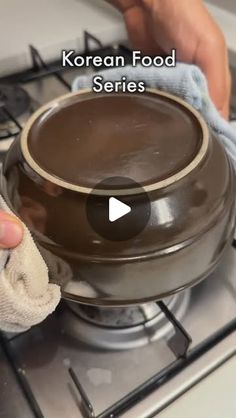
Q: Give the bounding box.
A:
[1,89,235,306]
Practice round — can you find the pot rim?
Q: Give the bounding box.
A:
[20,88,209,196]
[61,241,229,306]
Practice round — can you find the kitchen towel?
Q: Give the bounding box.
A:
[1,63,236,333]
[0,195,60,333]
[72,63,236,169]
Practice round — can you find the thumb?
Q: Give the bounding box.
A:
[0,211,23,249]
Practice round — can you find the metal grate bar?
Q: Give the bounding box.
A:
[29,45,71,90]
[0,335,45,418]
[157,300,192,358]
[69,367,96,418]
[0,105,22,131]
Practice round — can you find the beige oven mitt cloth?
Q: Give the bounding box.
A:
[0,196,61,333]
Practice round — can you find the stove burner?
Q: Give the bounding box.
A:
[67,298,174,328]
[62,291,191,350]
[0,84,31,123]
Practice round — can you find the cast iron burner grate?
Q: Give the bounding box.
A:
[66,298,192,418]
[0,296,193,418]
[0,33,132,143]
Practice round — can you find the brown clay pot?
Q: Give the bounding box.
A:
[1,89,235,305]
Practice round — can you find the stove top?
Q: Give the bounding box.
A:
[1,244,235,418]
[0,42,235,418]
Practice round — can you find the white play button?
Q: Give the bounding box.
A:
[87,176,151,241]
[109,197,131,222]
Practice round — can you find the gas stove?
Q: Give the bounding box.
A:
[0,35,236,418]
[0,246,235,418]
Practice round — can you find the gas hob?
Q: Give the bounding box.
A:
[0,245,235,418]
[0,41,235,417]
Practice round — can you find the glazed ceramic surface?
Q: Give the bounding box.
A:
[1,90,235,305]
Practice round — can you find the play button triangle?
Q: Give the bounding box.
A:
[109,197,131,222]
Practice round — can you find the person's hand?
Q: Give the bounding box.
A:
[110,0,231,119]
[0,211,23,249]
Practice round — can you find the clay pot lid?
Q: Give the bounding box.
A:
[21,90,208,194]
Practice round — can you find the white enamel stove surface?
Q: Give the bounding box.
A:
[0,0,127,76]
[1,0,236,77]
